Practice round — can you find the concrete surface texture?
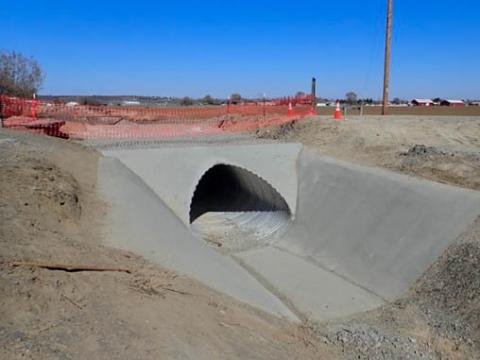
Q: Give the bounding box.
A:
[97,144,480,322]
[280,149,480,301]
[97,156,298,320]
[102,144,300,225]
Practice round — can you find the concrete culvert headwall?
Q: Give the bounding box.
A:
[190,164,292,251]
[99,144,480,322]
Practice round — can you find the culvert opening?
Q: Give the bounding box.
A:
[190,164,292,252]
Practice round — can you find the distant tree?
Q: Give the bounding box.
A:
[79,97,103,106]
[180,96,194,106]
[345,91,358,105]
[202,94,215,105]
[358,98,374,105]
[295,91,306,97]
[392,97,402,105]
[230,93,242,102]
[432,97,442,103]
[0,51,44,98]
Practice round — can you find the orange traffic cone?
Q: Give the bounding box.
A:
[287,102,294,117]
[333,101,343,120]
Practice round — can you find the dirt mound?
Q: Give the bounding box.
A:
[255,121,300,139]
[0,158,81,226]
[400,144,453,157]
[3,115,37,127]
[411,218,480,346]
[254,116,480,191]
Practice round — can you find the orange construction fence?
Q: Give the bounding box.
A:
[0,96,314,140]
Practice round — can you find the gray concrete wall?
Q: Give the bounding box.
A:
[97,156,297,320]
[97,144,480,321]
[102,144,301,226]
[280,149,480,300]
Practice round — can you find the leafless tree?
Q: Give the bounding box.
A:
[202,95,215,105]
[345,91,358,105]
[0,51,44,98]
[180,96,194,106]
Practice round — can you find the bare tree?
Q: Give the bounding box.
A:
[180,96,194,106]
[0,51,44,98]
[202,95,215,105]
[345,91,358,105]
[392,97,404,105]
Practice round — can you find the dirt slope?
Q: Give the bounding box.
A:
[1,127,479,359]
[256,115,480,190]
[0,131,328,359]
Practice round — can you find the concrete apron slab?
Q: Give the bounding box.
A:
[97,144,480,323]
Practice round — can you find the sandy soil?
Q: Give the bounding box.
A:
[256,115,480,190]
[315,106,480,116]
[1,118,480,359]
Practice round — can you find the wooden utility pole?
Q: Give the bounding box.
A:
[382,0,393,115]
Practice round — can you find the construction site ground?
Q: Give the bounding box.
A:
[1,115,479,359]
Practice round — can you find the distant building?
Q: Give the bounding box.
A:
[65,101,79,107]
[411,99,434,107]
[440,99,465,107]
[122,100,141,106]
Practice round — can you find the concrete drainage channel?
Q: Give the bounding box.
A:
[97,143,480,322]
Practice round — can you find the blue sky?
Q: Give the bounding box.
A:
[2,0,479,99]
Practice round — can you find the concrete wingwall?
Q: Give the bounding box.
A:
[97,144,480,321]
[280,149,480,300]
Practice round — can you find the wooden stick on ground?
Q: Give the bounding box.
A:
[10,261,132,274]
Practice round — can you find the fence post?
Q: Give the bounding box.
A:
[263,95,266,119]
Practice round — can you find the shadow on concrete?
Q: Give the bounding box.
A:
[190,164,290,222]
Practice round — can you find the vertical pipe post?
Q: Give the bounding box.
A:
[311,77,316,105]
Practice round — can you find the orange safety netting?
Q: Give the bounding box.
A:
[1,96,315,140]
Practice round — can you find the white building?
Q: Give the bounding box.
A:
[411,99,434,107]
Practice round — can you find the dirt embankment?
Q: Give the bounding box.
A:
[256,116,480,191]
[0,131,327,359]
[1,127,479,359]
